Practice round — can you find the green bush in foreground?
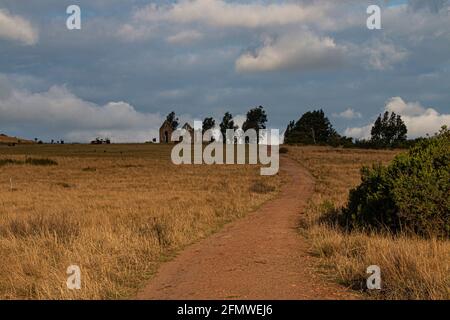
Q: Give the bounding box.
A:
[341,126,450,238]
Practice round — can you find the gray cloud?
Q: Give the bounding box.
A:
[408,0,450,13]
[0,0,448,141]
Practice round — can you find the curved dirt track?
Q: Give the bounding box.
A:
[137,157,357,300]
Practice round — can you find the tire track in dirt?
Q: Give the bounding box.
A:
[137,156,358,299]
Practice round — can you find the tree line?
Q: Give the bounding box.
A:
[164,106,268,143]
[284,109,412,149]
[164,106,415,149]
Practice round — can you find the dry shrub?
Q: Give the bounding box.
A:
[0,159,22,167]
[25,157,58,166]
[250,181,276,194]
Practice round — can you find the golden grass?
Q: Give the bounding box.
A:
[288,146,450,300]
[0,144,282,299]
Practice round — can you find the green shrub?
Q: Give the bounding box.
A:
[341,127,450,238]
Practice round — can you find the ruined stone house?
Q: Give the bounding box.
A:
[159,121,194,143]
[159,120,174,143]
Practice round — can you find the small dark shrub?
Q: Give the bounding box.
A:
[341,127,450,238]
[0,159,22,167]
[56,182,72,188]
[25,157,58,166]
[250,181,276,194]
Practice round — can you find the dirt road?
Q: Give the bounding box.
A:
[137,157,357,299]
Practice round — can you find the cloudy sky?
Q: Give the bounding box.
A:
[0,0,449,142]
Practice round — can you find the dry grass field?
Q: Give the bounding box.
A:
[288,146,450,300]
[1,144,448,300]
[0,144,282,299]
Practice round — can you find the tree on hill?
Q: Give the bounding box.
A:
[242,106,267,143]
[284,110,338,145]
[370,111,407,148]
[284,120,295,142]
[202,117,215,134]
[166,111,179,130]
[202,117,216,141]
[220,112,238,143]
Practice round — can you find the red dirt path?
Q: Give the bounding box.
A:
[137,157,358,300]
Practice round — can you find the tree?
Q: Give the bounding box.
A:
[284,120,295,143]
[202,117,216,142]
[166,111,179,130]
[202,117,216,134]
[284,110,338,145]
[220,112,238,143]
[370,111,407,147]
[242,106,268,143]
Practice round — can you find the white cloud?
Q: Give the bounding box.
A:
[233,114,246,129]
[345,97,450,139]
[333,108,362,119]
[0,85,164,142]
[344,124,373,140]
[0,9,38,45]
[385,97,450,137]
[133,0,326,29]
[385,96,427,116]
[167,30,203,44]
[235,32,345,73]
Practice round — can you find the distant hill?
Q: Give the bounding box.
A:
[0,133,35,145]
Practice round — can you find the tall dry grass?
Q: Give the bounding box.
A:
[0,144,281,299]
[288,146,450,300]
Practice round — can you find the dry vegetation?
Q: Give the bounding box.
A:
[288,146,450,300]
[0,144,282,299]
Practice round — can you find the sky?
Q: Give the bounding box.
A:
[0,0,449,142]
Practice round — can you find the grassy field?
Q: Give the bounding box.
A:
[1,144,448,300]
[0,144,282,299]
[288,146,450,300]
